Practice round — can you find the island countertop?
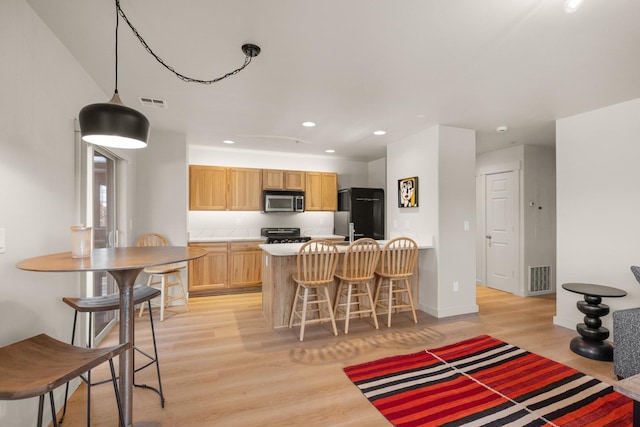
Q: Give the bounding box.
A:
[259,237,434,256]
[260,237,431,329]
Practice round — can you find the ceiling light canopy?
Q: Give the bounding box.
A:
[79,0,260,150]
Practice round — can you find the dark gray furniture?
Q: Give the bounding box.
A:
[613,266,640,378]
[562,282,627,361]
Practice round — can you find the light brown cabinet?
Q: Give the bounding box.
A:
[189,165,336,211]
[189,166,227,210]
[190,166,262,211]
[229,241,263,287]
[262,169,306,191]
[305,172,337,211]
[188,241,263,295]
[188,243,228,293]
[229,168,262,210]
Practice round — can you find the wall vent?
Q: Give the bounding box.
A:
[528,265,552,293]
[139,97,167,108]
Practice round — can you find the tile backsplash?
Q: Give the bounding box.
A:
[188,211,335,239]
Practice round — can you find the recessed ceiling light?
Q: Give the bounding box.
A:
[564,0,584,13]
[223,140,235,144]
[325,149,335,153]
[373,130,386,136]
[302,121,316,127]
[496,126,508,133]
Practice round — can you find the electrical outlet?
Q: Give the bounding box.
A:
[453,281,459,292]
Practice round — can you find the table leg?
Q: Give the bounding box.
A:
[570,295,614,361]
[110,268,143,427]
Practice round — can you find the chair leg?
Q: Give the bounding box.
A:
[289,284,301,328]
[49,392,58,427]
[109,358,125,427]
[175,271,189,312]
[365,281,379,330]
[147,299,165,407]
[387,280,394,328]
[324,286,338,336]
[160,275,167,322]
[139,274,154,318]
[37,395,44,427]
[299,287,309,341]
[344,283,353,334]
[60,310,80,423]
[333,281,344,318]
[404,278,418,323]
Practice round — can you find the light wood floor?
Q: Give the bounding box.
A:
[57,286,618,426]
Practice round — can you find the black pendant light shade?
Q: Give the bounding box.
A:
[80,93,150,149]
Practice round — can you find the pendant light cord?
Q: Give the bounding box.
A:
[115,0,256,85]
[114,0,119,94]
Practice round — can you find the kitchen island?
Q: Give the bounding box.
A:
[260,239,432,329]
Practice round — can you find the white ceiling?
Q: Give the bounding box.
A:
[25,0,640,162]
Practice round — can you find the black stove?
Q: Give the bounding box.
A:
[261,227,311,244]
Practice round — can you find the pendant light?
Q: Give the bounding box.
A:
[79,0,150,149]
[79,0,261,150]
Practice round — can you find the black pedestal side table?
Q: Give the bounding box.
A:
[562,282,627,361]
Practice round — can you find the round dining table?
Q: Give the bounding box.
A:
[17,246,207,426]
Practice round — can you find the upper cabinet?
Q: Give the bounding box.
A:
[189,166,227,210]
[190,165,336,211]
[305,172,337,211]
[229,167,262,210]
[189,165,261,211]
[262,169,306,191]
[285,171,306,191]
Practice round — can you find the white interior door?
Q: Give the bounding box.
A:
[485,171,518,293]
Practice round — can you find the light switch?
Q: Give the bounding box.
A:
[464,221,470,231]
[0,228,5,253]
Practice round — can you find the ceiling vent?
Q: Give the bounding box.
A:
[139,97,167,108]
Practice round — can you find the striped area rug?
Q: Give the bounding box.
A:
[344,335,632,426]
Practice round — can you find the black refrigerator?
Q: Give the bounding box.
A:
[334,187,385,240]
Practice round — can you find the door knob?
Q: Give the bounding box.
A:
[486,235,492,239]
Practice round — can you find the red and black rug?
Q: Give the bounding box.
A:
[344,335,632,426]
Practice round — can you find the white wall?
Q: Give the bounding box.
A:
[135,130,188,246]
[0,1,123,424]
[555,97,640,334]
[386,125,478,318]
[522,145,556,294]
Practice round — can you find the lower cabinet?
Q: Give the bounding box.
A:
[229,242,262,288]
[188,241,262,296]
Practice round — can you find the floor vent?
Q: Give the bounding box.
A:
[139,97,167,108]
[528,265,552,293]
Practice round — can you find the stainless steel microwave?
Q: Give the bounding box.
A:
[263,190,305,213]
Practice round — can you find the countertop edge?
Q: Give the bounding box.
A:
[259,241,434,256]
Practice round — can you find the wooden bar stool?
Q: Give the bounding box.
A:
[373,237,419,327]
[60,285,165,424]
[0,334,128,427]
[333,238,380,333]
[137,233,188,321]
[289,240,339,341]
